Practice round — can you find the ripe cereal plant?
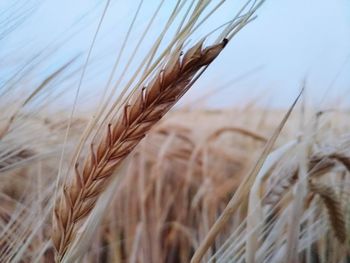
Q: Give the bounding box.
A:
[48,1,264,262]
[1,1,350,263]
[52,39,228,261]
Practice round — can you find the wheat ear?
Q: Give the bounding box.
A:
[52,39,227,260]
[309,180,346,244]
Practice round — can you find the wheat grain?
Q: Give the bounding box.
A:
[309,180,346,244]
[52,39,228,260]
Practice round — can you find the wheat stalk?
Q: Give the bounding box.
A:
[309,180,346,244]
[52,39,228,260]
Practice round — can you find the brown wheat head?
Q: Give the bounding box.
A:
[52,39,228,260]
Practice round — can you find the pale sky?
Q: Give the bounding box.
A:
[1,0,350,108]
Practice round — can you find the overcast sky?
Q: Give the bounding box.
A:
[2,0,350,108]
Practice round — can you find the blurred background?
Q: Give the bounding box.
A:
[1,0,350,108]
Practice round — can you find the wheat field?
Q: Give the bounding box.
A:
[1,1,349,262]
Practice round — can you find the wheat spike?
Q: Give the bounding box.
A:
[329,153,350,172]
[52,39,228,260]
[309,180,346,244]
